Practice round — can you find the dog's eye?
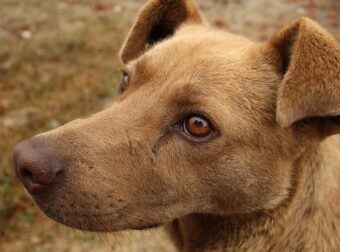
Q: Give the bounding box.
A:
[118,70,129,93]
[183,116,212,138]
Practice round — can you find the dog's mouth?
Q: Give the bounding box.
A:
[31,194,162,232]
[131,223,161,231]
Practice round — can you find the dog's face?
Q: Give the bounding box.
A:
[14,0,339,232]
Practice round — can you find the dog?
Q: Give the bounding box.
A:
[13,0,340,251]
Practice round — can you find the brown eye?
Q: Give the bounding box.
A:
[118,70,129,93]
[183,116,212,138]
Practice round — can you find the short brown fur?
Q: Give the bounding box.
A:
[14,0,340,251]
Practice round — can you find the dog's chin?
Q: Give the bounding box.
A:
[32,197,161,232]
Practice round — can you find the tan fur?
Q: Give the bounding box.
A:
[15,0,340,251]
[271,18,340,128]
[120,0,207,63]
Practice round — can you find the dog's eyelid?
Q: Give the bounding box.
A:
[118,69,131,94]
[122,71,129,83]
[120,69,129,80]
[180,114,216,140]
[165,112,220,144]
[173,110,219,132]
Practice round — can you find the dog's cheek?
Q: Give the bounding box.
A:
[200,146,293,215]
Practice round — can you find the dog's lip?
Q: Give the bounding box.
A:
[34,198,162,232]
[22,179,48,194]
[131,223,161,230]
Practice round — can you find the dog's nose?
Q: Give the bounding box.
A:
[13,138,64,193]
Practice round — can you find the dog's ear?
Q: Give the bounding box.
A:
[268,17,340,137]
[120,0,206,63]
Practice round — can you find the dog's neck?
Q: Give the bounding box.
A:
[167,136,340,252]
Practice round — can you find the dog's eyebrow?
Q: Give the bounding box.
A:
[135,57,152,75]
[173,94,199,109]
[168,67,204,109]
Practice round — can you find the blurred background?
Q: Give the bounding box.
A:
[0,0,339,251]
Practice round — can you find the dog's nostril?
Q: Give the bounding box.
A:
[56,169,63,178]
[14,138,65,192]
[21,167,33,180]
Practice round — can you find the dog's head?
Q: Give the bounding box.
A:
[14,0,340,231]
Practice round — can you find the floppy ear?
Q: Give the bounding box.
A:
[268,17,340,136]
[120,0,206,63]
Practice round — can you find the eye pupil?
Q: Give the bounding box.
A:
[193,119,204,127]
[184,116,211,137]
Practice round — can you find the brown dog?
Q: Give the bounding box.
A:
[13,0,340,251]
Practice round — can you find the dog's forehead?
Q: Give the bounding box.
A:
[142,26,254,69]
[134,26,271,98]
[125,26,278,127]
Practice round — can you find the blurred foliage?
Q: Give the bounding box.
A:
[0,0,124,249]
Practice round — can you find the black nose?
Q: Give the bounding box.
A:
[13,138,64,193]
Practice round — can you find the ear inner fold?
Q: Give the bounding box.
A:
[269,17,340,130]
[120,0,206,63]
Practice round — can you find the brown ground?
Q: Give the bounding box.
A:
[0,0,339,251]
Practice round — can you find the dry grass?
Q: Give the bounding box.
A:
[0,0,338,251]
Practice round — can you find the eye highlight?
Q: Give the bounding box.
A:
[118,70,129,93]
[183,115,212,138]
